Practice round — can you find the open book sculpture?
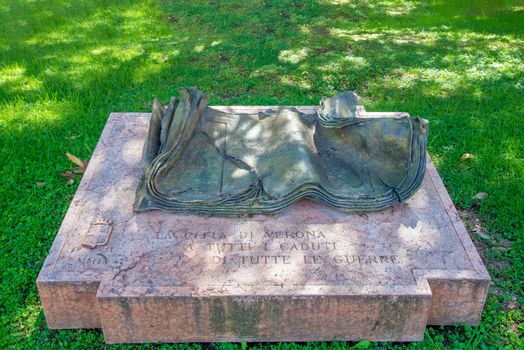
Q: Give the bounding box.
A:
[134,88,428,215]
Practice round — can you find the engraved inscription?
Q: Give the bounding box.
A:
[160,228,404,269]
[76,253,107,265]
[212,255,292,265]
[333,255,399,264]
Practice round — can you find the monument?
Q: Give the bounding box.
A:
[37,89,489,343]
[135,88,427,214]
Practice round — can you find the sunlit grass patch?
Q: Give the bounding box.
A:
[0,65,43,98]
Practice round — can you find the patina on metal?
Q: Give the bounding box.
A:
[134,88,428,215]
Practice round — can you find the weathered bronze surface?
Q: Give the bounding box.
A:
[134,88,428,215]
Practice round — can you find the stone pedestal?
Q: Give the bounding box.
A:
[37,107,490,343]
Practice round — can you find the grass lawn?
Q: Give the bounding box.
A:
[0,0,522,348]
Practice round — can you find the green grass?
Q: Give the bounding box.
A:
[0,0,522,348]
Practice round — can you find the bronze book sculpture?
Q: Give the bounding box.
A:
[134,88,428,215]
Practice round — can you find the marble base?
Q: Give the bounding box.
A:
[37,107,490,343]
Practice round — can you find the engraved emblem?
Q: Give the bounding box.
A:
[81,219,113,249]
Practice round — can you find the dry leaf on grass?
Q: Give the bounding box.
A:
[473,224,490,240]
[473,192,489,200]
[65,152,89,172]
[36,181,47,187]
[60,171,76,178]
[65,135,80,140]
[506,299,519,311]
[70,167,84,174]
[460,153,475,162]
[66,178,74,186]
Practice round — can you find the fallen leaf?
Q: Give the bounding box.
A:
[65,135,80,140]
[70,167,83,174]
[65,152,89,172]
[36,181,47,187]
[506,299,519,311]
[473,192,488,200]
[60,171,75,178]
[460,153,475,162]
[66,178,74,186]
[474,225,490,240]
[66,152,84,168]
[474,223,488,231]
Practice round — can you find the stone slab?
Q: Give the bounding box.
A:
[37,107,490,343]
